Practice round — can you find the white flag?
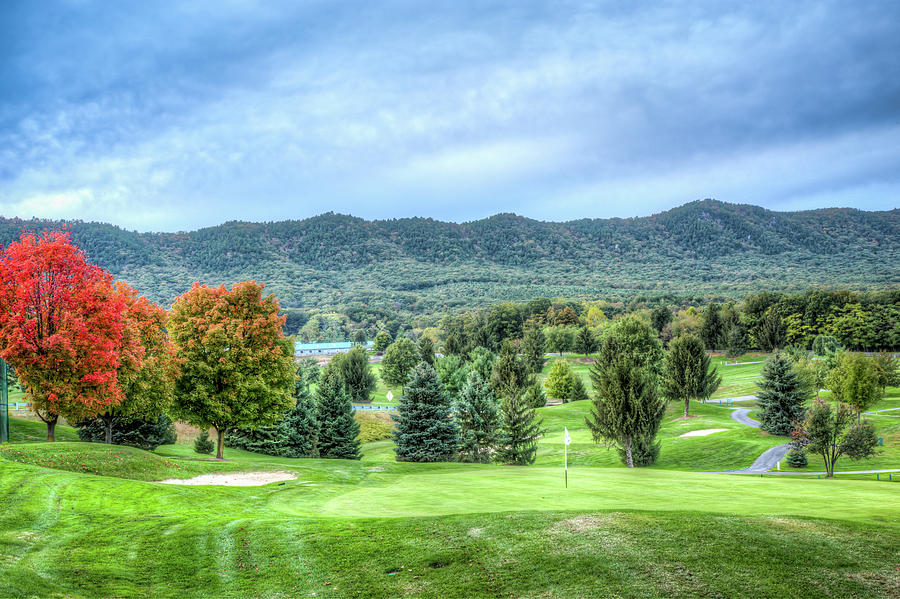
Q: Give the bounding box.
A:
[564,427,571,446]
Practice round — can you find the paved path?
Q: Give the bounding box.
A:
[701,396,794,474]
[757,468,900,476]
[728,406,761,428]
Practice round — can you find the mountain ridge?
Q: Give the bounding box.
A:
[1,199,897,312]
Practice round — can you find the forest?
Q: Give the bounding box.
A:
[0,199,896,325]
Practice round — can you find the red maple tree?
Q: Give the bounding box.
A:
[0,230,126,440]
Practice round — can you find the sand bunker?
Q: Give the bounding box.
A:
[157,470,297,486]
[679,428,728,438]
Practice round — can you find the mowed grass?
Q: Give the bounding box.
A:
[1,443,899,598]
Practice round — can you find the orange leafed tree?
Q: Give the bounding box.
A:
[169,281,296,459]
[93,282,181,444]
[0,230,126,440]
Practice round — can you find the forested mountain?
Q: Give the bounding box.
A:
[0,200,897,314]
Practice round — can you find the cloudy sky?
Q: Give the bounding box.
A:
[1,1,898,231]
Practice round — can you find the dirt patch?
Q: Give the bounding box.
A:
[674,414,703,421]
[157,470,297,486]
[679,428,729,438]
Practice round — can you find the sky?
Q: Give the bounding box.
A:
[1,0,899,232]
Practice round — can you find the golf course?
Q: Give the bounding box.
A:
[2,357,898,599]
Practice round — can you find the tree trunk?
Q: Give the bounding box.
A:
[683,398,690,419]
[216,428,224,460]
[104,418,113,444]
[46,418,57,442]
[624,435,634,468]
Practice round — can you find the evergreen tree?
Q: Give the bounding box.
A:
[381,338,420,387]
[352,329,367,344]
[756,351,810,435]
[434,354,471,399]
[724,323,748,363]
[418,336,436,367]
[468,347,496,381]
[700,303,725,350]
[455,372,501,463]
[651,305,673,333]
[663,334,721,418]
[77,414,176,451]
[570,374,589,402]
[334,345,376,403]
[574,326,598,357]
[490,340,532,399]
[521,327,546,374]
[588,336,666,467]
[315,369,361,459]
[757,308,786,351]
[392,362,458,462]
[522,380,547,409]
[496,392,545,465]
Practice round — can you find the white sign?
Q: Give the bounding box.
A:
[386,391,394,402]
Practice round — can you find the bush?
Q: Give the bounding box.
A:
[77,415,177,451]
[522,381,547,409]
[194,431,215,455]
[786,448,808,468]
[355,412,394,443]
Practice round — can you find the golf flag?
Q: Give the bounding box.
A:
[564,427,570,488]
[564,427,571,446]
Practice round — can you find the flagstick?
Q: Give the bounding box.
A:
[564,440,568,489]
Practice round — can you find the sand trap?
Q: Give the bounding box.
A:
[157,470,297,486]
[679,428,729,438]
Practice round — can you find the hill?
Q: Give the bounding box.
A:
[1,199,897,313]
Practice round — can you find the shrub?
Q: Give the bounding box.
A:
[77,415,177,451]
[194,431,215,455]
[355,412,394,443]
[786,449,808,468]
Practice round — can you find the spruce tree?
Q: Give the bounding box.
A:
[756,351,810,435]
[315,369,361,459]
[496,392,545,465]
[587,348,666,468]
[490,340,532,399]
[278,383,319,458]
[418,336,436,367]
[521,327,546,374]
[455,372,501,463]
[662,334,721,418]
[392,362,458,462]
[570,375,589,402]
[468,347,496,382]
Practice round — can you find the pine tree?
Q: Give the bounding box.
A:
[455,372,501,463]
[392,362,458,462]
[663,334,721,418]
[278,383,319,458]
[521,327,546,374]
[574,327,598,358]
[496,392,545,465]
[724,323,748,363]
[570,375,589,402]
[418,336,436,367]
[522,380,547,409]
[756,351,810,435]
[315,369,361,459]
[700,303,725,350]
[490,340,532,399]
[587,352,666,468]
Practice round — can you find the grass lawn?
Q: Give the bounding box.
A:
[2,412,900,598]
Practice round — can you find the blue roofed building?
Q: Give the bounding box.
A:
[294,341,373,357]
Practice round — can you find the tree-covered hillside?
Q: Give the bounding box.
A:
[0,200,897,313]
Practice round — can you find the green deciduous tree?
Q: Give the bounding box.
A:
[392,362,458,462]
[545,359,576,401]
[651,305,673,334]
[700,303,725,350]
[332,345,376,403]
[315,369,361,459]
[496,392,545,465]
[545,326,575,355]
[455,372,501,463]
[381,337,419,387]
[587,352,666,468]
[826,352,881,422]
[597,316,665,382]
[793,399,878,477]
[872,351,899,396]
[169,281,296,460]
[793,354,829,401]
[663,334,721,418]
[373,330,392,352]
[756,351,810,435]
